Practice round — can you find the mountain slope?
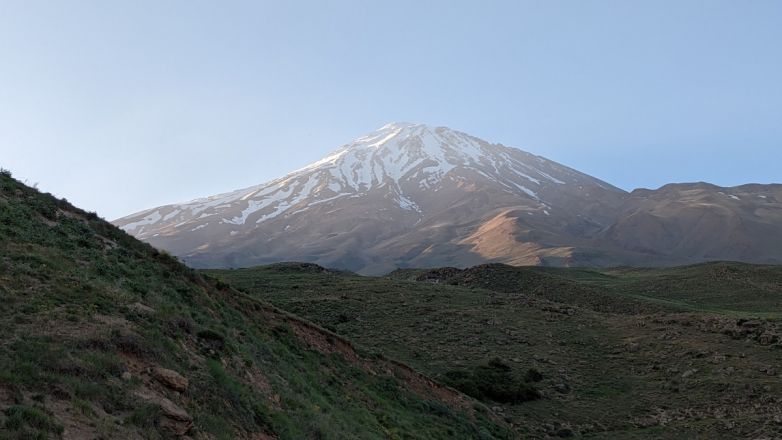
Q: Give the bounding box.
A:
[115,122,627,274]
[601,182,782,265]
[114,123,782,273]
[0,170,510,439]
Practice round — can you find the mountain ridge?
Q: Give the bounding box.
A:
[114,123,782,274]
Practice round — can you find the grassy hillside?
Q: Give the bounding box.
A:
[392,262,782,317]
[0,171,510,439]
[208,263,782,439]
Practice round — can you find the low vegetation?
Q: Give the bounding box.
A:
[441,359,542,404]
[0,173,510,439]
[208,262,782,439]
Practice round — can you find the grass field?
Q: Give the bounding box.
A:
[207,262,782,439]
[392,262,782,317]
[6,166,779,439]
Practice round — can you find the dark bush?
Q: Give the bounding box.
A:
[442,358,541,404]
[525,368,544,382]
[110,330,157,358]
[167,315,195,336]
[4,405,64,435]
[197,329,226,342]
[197,329,227,352]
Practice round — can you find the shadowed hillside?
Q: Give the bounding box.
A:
[391,262,782,317]
[0,170,510,439]
[208,262,782,439]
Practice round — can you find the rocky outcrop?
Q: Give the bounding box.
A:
[134,389,193,436]
[151,367,189,392]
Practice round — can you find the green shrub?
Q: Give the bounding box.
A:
[525,367,544,382]
[126,403,163,429]
[197,329,226,345]
[442,358,541,404]
[4,405,64,436]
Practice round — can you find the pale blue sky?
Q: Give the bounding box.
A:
[1,1,780,219]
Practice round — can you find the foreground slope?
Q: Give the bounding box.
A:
[0,171,509,439]
[208,263,782,439]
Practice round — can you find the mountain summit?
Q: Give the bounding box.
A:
[295,121,586,200]
[114,123,782,273]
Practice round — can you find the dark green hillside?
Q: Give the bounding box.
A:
[208,263,782,439]
[393,262,782,317]
[0,171,510,439]
[591,263,782,316]
[389,264,671,314]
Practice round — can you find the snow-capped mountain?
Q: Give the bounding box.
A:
[121,123,615,236]
[115,122,627,273]
[114,122,782,273]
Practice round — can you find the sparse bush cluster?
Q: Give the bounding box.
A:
[442,358,542,404]
[3,404,64,437]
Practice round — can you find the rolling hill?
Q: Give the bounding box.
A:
[207,262,782,439]
[0,170,510,439]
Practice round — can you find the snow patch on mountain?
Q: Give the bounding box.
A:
[117,122,614,236]
[122,210,162,233]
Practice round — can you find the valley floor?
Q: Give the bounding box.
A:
[206,263,782,439]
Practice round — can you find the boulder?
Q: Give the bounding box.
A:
[134,389,193,436]
[152,367,189,392]
[129,302,156,315]
[758,333,778,346]
[157,398,193,436]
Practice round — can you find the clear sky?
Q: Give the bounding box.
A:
[1,1,780,219]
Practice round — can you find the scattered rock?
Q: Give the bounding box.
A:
[758,333,778,346]
[738,319,762,329]
[157,400,194,436]
[51,384,72,400]
[553,383,571,394]
[134,389,193,436]
[556,427,574,437]
[121,372,133,381]
[152,367,189,392]
[682,369,698,379]
[128,302,156,315]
